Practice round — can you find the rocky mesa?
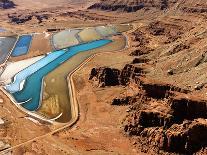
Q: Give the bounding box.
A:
[88,0,179,12]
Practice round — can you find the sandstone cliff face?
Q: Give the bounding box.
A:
[164,119,207,153]
[88,0,207,13]
[89,64,207,154]
[117,75,207,154]
[89,63,146,87]
[88,0,178,12]
[89,67,120,87]
[87,0,207,153]
[179,0,207,13]
[88,27,207,153]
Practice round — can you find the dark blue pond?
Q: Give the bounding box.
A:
[12,39,111,111]
[11,35,32,57]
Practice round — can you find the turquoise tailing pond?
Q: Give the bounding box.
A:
[6,50,65,93]
[12,39,111,111]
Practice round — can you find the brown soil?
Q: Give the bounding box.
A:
[0,90,51,146]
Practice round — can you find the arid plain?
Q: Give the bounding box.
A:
[0,0,207,155]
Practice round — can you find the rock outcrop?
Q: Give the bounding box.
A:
[88,0,178,12]
[89,64,146,87]
[89,55,207,154]
[124,92,207,154]
[148,21,184,43]
[170,97,207,122]
[140,79,190,99]
[88,0,145,12]
[164,119,207,153]
[0,0,15,9]
[8,14,49,24]
[112,96,135,105]
[87,1,207,153]
[89,67,120,87]
[129,46,152,56]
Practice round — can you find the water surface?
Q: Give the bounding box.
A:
[11,35,33,57]
[6,51,65,93]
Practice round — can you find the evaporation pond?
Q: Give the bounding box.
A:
[11,35,32,57]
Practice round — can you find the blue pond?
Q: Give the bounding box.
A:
[11,35,32,57]
[12,39,111,111]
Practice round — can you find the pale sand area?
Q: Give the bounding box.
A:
[52,29,80,50]
[0,56,44,84]
[96,26,117,37]
[78,28,102,42]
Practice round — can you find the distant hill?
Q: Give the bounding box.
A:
[0,0,15,9]
[88,0,178,12]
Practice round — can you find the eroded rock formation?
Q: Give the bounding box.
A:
[88,0,178,12]
[89,36,207,154]
[0,0,15,9]
[8,14,49,24]
[89,64,146,87]
[89,67,120,87]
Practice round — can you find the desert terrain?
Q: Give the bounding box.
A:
[0,0,206,155]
